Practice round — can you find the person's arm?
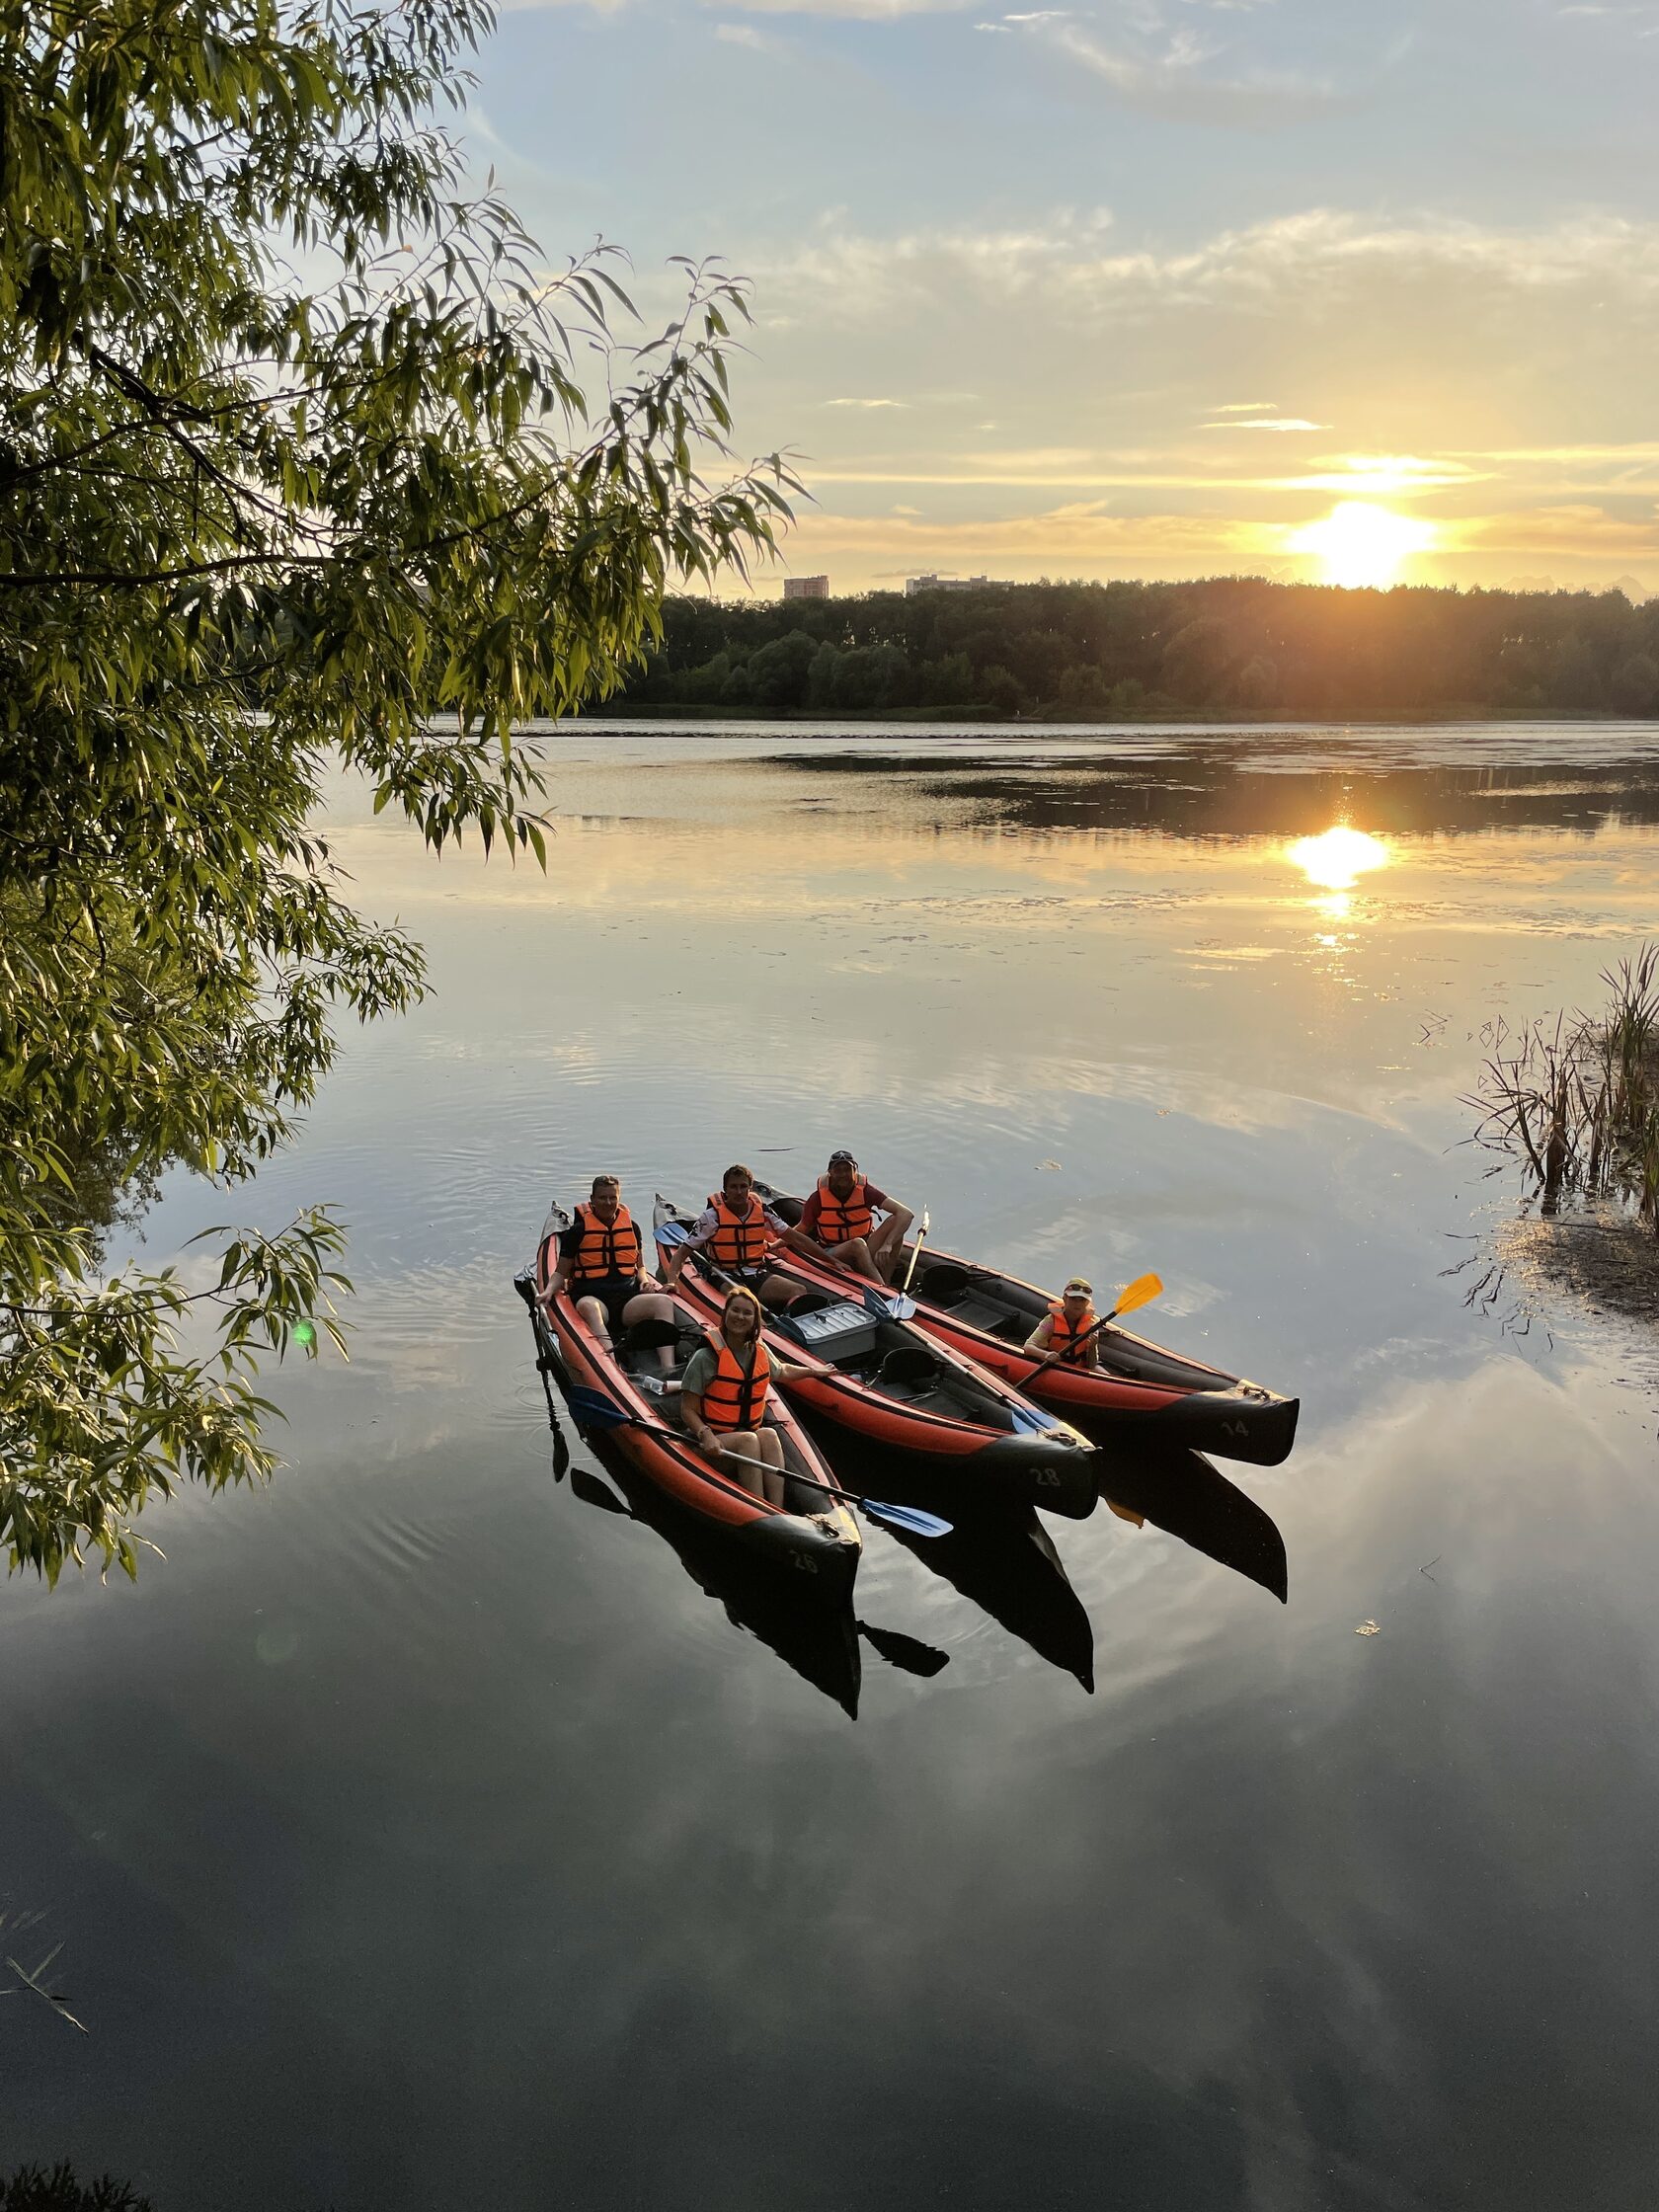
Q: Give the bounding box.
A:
[661,1210,717,1287]
[545,1229,577,1303]
[681,1388,718,1454]
[780,1190,825,1260]
[880,1197,915,1239]
[679,1348,719,1451]
[1023,1314,1057,1355]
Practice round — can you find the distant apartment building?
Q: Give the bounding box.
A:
[783,575,830,601]
[904,573,1005,596]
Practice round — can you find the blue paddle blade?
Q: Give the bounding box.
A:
[654,1219,690,1246]
[860,1499,953,1539]
[884,1294,918,1320]
[565,1383,631,1430]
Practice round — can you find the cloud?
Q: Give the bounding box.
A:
[1036,16,1345,124]
[825,395,908,407]
[1209,401,1279,414]
[1201,417,1328,432]
[713,18,779,42]
[720,0,971,15]
[765,206,1659,332]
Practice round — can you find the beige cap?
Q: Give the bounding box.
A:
[1062,1276,1093,1297]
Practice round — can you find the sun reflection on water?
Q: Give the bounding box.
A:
[1287,826,1391,893]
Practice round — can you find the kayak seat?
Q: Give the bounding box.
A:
[914,1263,971,1306]
[781,1290,839,1316]
[947,1295,1022,1335]
[880,1345,943,1388]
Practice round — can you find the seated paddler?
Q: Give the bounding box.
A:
[662,1163,797,1306]
[679,1286,812,1505]
[784,1148,914,1285]
[1023,1276,1107,1370]
[547,1173,675,1367]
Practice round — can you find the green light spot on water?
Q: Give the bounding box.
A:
[293,1319,317,1349]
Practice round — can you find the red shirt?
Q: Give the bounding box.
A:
[798,1182,891,1237]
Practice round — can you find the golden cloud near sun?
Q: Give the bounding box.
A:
[1287,827,1391,892]
[1290,501,1438,589]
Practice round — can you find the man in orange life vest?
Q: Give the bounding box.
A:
[785,1148,914,1285]
[1023,1276,1108,1369]
[661,1163,796,1306]
[547,1174,675,1364]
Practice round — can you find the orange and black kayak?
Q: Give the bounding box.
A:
[655,1198,1100,1520]
[750,1183,1299,1468]
[517,1206,861,1597]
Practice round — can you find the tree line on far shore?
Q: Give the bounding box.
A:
[598,578,1659,720]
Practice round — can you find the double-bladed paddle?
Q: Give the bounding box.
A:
[561,1382,954,1538]
[1024,1271,1165,1383]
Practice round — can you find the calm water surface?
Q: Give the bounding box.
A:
[8,721,1659,2210]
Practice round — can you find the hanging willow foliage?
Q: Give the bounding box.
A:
[0,0,798,1580]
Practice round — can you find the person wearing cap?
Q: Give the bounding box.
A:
[784,1149,914,1285]
[1023,1277,1108,1368]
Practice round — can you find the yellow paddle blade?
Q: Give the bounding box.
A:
[1106,1498,1146,1528]
[1111,1271,1163,1318]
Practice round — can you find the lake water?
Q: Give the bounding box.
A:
[8,720,1659,2211]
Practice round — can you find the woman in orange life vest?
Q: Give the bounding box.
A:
[1023,1276,1110,1370]
[785,1148,914,1285]
[679,1286,813,1504]
[661,1164,796,1307]
[547,1174,675,1368]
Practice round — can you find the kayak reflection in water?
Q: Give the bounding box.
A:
[660,1163,798,1307]
[679,1287,814,1506]
[1024,1277,1108,1369]
[785,1148,915,1285]
[546,1173,676,1370]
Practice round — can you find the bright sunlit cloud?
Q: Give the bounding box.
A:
[1287,827,1391,892]
[1289,502,1438,589]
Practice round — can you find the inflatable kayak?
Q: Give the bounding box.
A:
[516,1207,861,1596]
[655,1198,1099,1521]
[749,1183,1299,1468]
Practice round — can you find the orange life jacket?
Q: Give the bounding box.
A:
[814,1173,873,1246]
[569,1201,642,1286]
[699,1329,771,1432]
[1046,1301,1098,1364]
[706,1192,773,1270]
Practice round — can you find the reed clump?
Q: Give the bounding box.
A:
[1467,945,1659,1231]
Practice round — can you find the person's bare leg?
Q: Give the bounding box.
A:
[714,1431,765,1498]
[821,1235,882,1283]
[576,1295,614,1351]
[868,1219,907,1281]
[754,1428,787,1507]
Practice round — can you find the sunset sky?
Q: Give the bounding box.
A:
[470,0,1658,595]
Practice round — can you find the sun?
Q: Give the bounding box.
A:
[1290,501,1437,590]
[1286,827,1390,892]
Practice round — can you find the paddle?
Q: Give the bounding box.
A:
[528,1320,571,1480]
[899,1206,931,1295]
[562,1382,954,1538]
[564,1465,952,1676]
[1024,1271,1165,1384]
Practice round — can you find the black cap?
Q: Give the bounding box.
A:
[828,1147,857,1166]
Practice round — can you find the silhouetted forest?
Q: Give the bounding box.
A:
[598,579,1659,720]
